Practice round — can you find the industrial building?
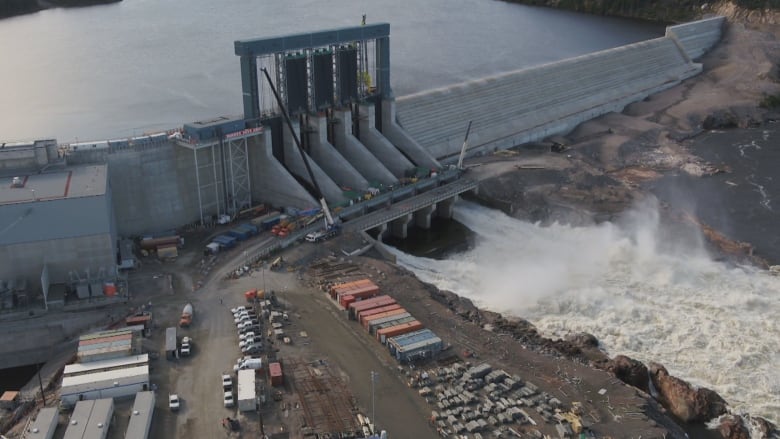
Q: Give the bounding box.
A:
[63,398,114,439]
[63,354,149,378]
[60,365,149,407]
[0,139,118,309]
[76,329,143,363]
[124,391,155,439]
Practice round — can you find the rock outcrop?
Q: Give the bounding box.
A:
[606,355,650,393]
[649,362,728,423]
[718,414,751,439]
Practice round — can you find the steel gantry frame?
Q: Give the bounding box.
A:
[234,23,391,122]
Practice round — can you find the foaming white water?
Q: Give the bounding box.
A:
[390,200,780,423]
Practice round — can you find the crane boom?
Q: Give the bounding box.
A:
[456,120,472,170]
[260,68,335,227]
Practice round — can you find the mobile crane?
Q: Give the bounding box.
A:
[259,68,340,242]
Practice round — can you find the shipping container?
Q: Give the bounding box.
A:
[125,314,152,329]
[157,244,178,260]
[370,315,416,335]
[377,321,424,344]
[269,362,283,387]
[125,391,155,439]
[237,223,259,236]
[260,215,283,231]
[329,278,376,299]
[335,284,379,302]
[139,235,180,251]
[250,211,281,227]
[78,333,132,347]
[213,235,237,249]
[348,295,396,319]
[165,327,177,359]
[227,228,250,241]
[357,304,403,325]
[237,369,256,412]
[339,295,355,309]
[362,309,409,331]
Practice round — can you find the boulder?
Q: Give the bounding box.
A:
[718,414,750,439]
[565,332,599,349]
[607,355,649,393]
[648,362,727,423]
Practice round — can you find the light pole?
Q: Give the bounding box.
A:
[370,370,379,433]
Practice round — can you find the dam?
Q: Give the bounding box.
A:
[0,17,724,369]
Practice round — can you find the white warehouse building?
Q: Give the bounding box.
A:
[60,365,149,407]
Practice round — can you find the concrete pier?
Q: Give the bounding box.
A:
[307,115,369,190]
[332,109,397,186]
[414,204,435,229]
[357,104,414,177]
[248,130,317,209]
[436,197,456,219]
[380,99,440,170]
[390,214,412,239]
[282,122,346,204]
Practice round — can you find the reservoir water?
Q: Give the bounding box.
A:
[0,0,662,142]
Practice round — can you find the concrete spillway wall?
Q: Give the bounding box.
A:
[666,16,726,60]
[396,17,723,162]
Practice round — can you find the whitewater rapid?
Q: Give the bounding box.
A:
[389,200,780,423]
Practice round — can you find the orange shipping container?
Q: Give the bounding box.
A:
[336,285,379,302]
[358,304,403,324]
[269,362,284,387]
[377,321,424,344]
[361,308,408,330]
[329,279,376,298]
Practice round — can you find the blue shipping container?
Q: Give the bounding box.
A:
[237,223,258,236]
[227,229,249,241]
[388,329,436,351]
[260,216,282,230]
[214,235,237,248]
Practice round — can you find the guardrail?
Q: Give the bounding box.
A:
[236,172,477,269]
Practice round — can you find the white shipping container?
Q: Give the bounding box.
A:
[237,369,256,412]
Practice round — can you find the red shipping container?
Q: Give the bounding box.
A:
[362,308,408,330]
[332,282,378,301]
[269,362,284,387]
[377,321,424,344]
[340,295,356,310]
[358,304,403,325]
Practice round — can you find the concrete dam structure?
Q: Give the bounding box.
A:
[0,17,725,297]
[395,16,725,161]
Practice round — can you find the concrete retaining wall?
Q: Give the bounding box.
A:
[396,18,724,161]
[666,16,726,60]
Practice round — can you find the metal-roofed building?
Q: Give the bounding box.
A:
[60,366,149,407]
[0,164,117,298]
[63,398,114,439]
[24,406,59,439]
[124,391,155,439]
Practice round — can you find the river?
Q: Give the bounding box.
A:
[0,0,662,142]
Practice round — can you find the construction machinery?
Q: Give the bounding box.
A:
[260,68,340,240]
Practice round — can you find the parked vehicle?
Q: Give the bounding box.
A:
[224,391,234,408]
[222,374,233,391]
[180,303,193,327]
[231,306,246,314]
[241,342,263,354]
[234,357,263,372]
[169,394,180,411]
[239,337,256,349]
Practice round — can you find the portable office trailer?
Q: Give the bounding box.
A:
[237,369,256,412]
[26,407,58,439]
[63,398,114,439]
[395,337,444,363]
[125,391,155,439]
[60,365,150,407]
[77,342,134,363]
[165,327,177,360]
[64,354,149,378]
[387,329,436,354]
[358,304,403,325]
[377,321,424,344]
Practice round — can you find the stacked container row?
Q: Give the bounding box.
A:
[363,309,410,331]
[348,295,396,319]
[328,278,376,299]
[358,304,403,325]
